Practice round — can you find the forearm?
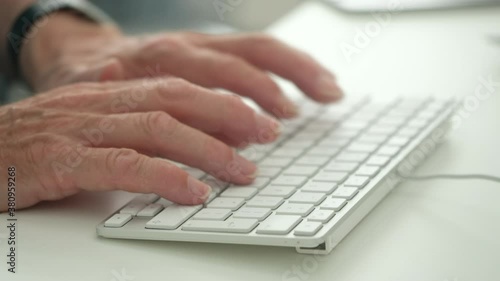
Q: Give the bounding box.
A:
[0,0,36,75]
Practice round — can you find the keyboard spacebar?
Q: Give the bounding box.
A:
[182,219,258,233]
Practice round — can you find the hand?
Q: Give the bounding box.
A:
[20,13,343,119]
[0,78,281,211]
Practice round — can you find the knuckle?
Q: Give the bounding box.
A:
[161,78,198,100]
[105,148,144,176]
[218,55,245,69]
[141,111,179,140]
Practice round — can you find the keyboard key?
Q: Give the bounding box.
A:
[192,208,232,220]
[259,185,296,198]
[388,136,410,147]
[131,193,160,204]
[146,205,202,230]
[137,203,164,217]
[331,187,358,200]
[257,167,282,178]
[120,202,147,216]
[367,125,398,136]
[256,215,302,235]
[293,221,323,236]
[182,219,258,233]
[317,137,351,148]
[366,156,391,166]
[301,181,338,193]
[295,156,329,166]
[324,161,359,172]
[220,187,258,199]
[357,134,388,145]
[335,152,369,163]
[271,175,307,187]
[246,196,284,209]
[270,147,304,158]
[308,209,335,222]
[312,171,348,183]
[355,166,380,178]
[207,197,245,210]
[376,145,401,157]
[289,192,326,205]
[397,127,420,138]
[283,139,316,149]
[283,165,319,176]
[239,149,266,162]
[276,203,314,216]
[156,198,174,208]
[104,214,132,228]
[344,176,370,188]
[307,146,340,156]
[247,177,271,188]
[260,157,294,167]
[346,143,379,153]
[202,176,229,193]
[183,167,206,179]
[320,198,347,211]
[233,207,272,221]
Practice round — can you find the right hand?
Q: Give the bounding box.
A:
[0,78,282,211]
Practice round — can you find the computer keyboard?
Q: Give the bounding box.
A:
[97,96,456,254]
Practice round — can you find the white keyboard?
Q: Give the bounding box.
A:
[97,96,456,254]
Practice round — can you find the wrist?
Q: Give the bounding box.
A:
[19,11,122,89]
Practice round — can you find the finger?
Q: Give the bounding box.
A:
[29,79,282,145]
[186,33,343,103]
[73,111,258,184]
[66,147,212,205]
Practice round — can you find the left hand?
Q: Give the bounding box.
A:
[20,12,343,119]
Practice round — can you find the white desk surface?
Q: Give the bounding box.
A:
[1,2,500,281]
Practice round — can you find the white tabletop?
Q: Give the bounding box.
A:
[1,2,500,281]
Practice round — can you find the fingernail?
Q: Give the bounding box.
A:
[235,154,258,179]
[279,96,300,118]
[255,113,282,139]
[316,74,343,101]
[187,177,212,201]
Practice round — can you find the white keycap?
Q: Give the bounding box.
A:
[283,165,319,176]
[388,136,410,147]
[366,155,391,166]
[367,126,397,136]
[192,208,231,220]
[246,196,284,209]
[346,143,379,153]
[312,171,348,183]
[146,205,202,230]
[296,155,330,166]
[247,177,271,188]
[271,175,307,187]
[283,139,316,149]
[256,215,302,235]
[336,152,369,163]
[331,187,358,199]
[260,157,294,167]
[324,161,359,172]
[377,145,401,157]
[289,192,326,205]
[357,134,388,145]
[344,176,370,188]
[293,221,323,236]
[317,137,351,147]
[276,203,314,216]
[307,146,340,156]
[137,203,164,217]
[355,166,380,178]
[258,167,282,178]
[259,185,296,198]
[271,147,304,158]
[239,149,266,162]
[301,181,337,193]
[156,198,174,208]
[182,219,258,233]
[233,207,272,221]
[183,167,206,179]
[207,197,245,210]
[202,176,229,193]
[308,209,335,222]
[104,214,132,228]
[397,127,420,138]
[131,193,160,204]
[320,198,347,211]
[120,202,147,216]
[220,187,258,199]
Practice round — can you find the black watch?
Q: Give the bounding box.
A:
[6,0,115,77]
